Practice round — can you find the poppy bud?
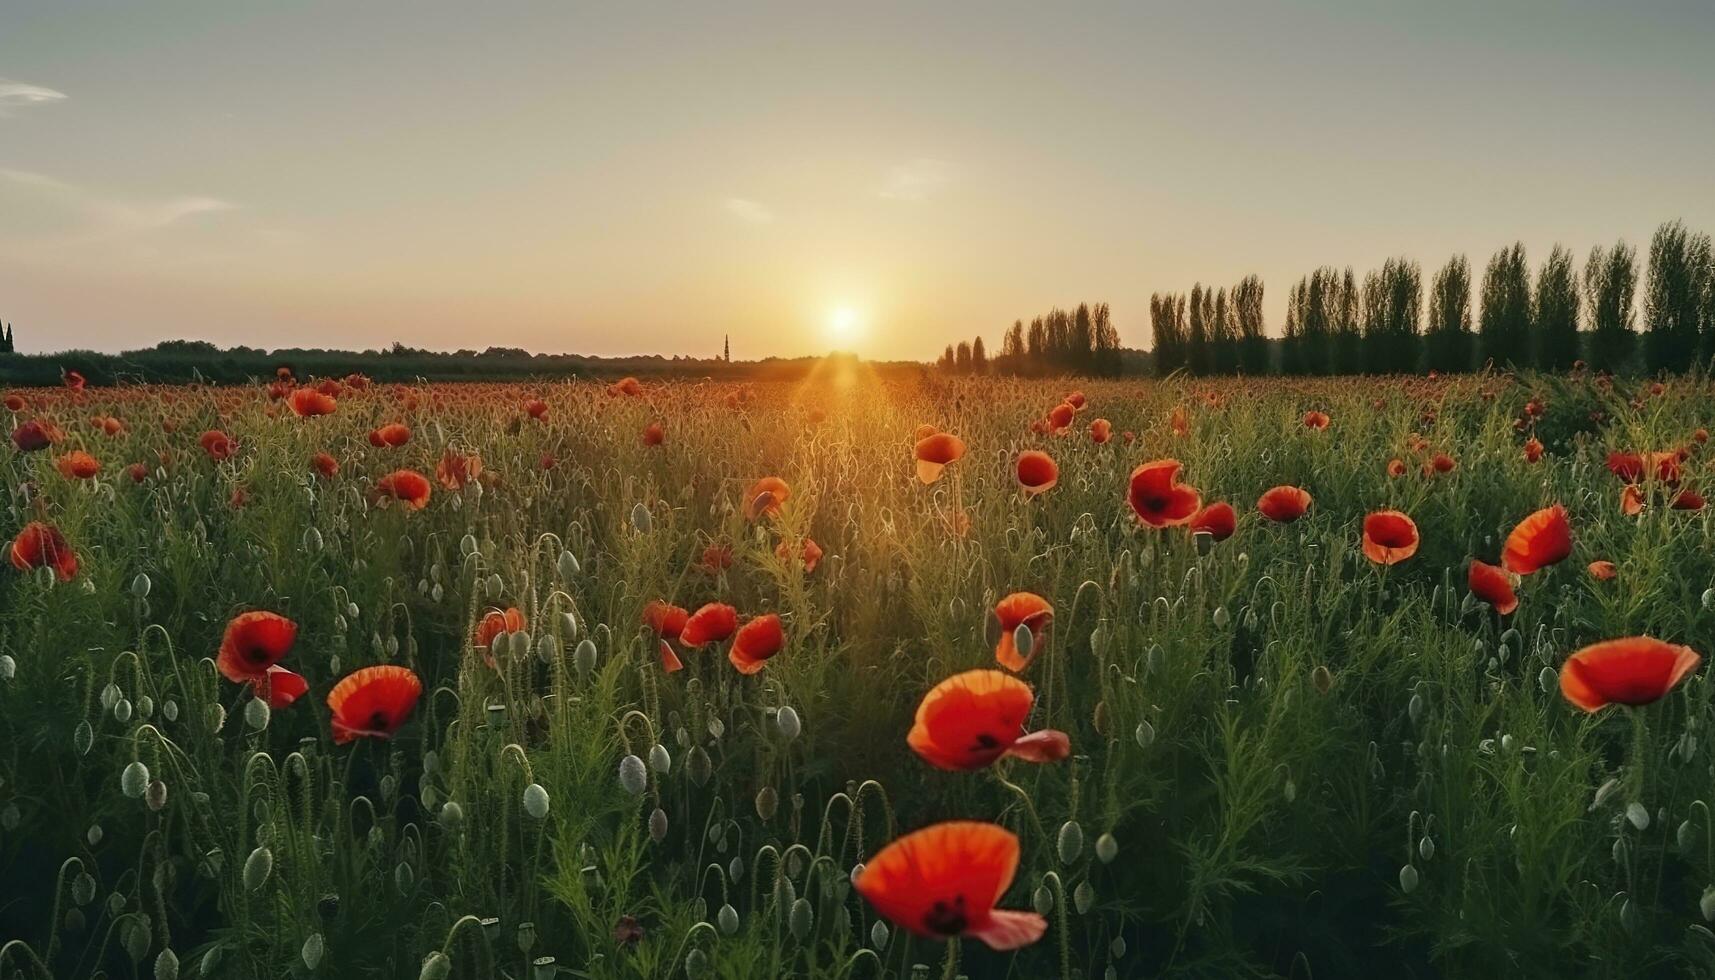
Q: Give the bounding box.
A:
[1704,588,1715,610]
[1134,719,1155,749]
[1702,886,1715,923]
[776,706,801,739]
[1311,666,1333,694]
[303,527,323,553]
[1074,880,1095,913]
[687,746,712,787]
[1057,820,1084,864]
[129,572,152,599]
[1592,777,1621,810]
[755,786,779,820]
[535,634,557,664]
[631,502,653,532]
[718,903,740,935]
[244,845,273,890]
[245,698,270,731]
[619,755,648,795]
[686,947,709,979]
[1626,802,1650,830]
[114,698,133,723]
[1407,693,1424,725]
[523,783,550,819]
[575,638,598,674]
[318,893,340,920]
[396,862,415,893]
[439,801,465,830]
[122,918,149,962]
[1283,778,1297,803]
[1399,864,1419,893]
[75,720,95,755]
[708,715,726,739]
[730,855,745,883]
[146,780,168,812]
[649,743,672,775]
[789,897,813,940]
[1419,836,1435,860]
[558,549,580,579]
[418,951,452,980]
[1097,833,1119,863]
[302,933,325,971]
[1212,606,1230,629]
[122,760,150,798]
[154,948,178,980]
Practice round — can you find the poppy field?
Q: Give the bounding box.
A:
[6,368,1715,979]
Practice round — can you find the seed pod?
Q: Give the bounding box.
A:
[755,786,779,820]
[1096,833,1119,864]
[777,706,802,739]
[531,956,556,980]
[1399,864,1419,893]
[122,761,150,798]
[1057,821,1084,864]
[649,743,672,775]
[243,846,273,890]
[1012,623,1033,659]
[619,755,648,795]
[301,933,325,971]
[523,783,550,819]
[631,502,653,532]
[649,807,669,841]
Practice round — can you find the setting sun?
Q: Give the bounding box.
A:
[826,307,863,346]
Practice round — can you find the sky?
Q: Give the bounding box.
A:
[2,0,1713,361]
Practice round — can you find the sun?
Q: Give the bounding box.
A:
[826,307,863,346]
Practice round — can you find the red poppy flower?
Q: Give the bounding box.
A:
[288,388,337,417]
[775,537,823,572]
[853,822,1047,950]
[3,394,26,412]
[1468,560,1519,615]
[1559,637,1701,713]
[1303,410,1330,430]
[311,452,340,478]
[64,370,86,393]
[1501,504,1571,574]
[12,419,61,452]
[1430,452,1457,474]
[659,639,684,673]
[216,610,299,684]
[744,477,790,520]
[1169,406,1190,437]
[607,376,643,397]
[9,521,77,580]
[435,449,483,490]
[730,614,785,674]
[1620,484,1645,516]
[914,423,939,441]
[1016,451,1058,496]
[199,430,237,461]
[915,433,966,484]
[368,423,411,448]
[125,462,148,483]
[1257,486,1312,523]
[1386,458,1407,478]
[642,422,665,446]
[679,602,739,647]
[1588,560,1618,581]
[1190,501,1236,541]
[643,600,689,639]
[1672,488,1706,511]
[1088,418,1112,444]
[1523,438,1544,463]
[327,665,423,744]
[252,665,309,709]
[1064,391,1086,409]
[1046,402,1075,433]
[1128,459,1201,528]
[55,450,101,480]
[473,607,526,654]
[374,470,432,510]
[907,669,1070,771]
[993,592,1053,671]
[524,398,549,420]
[1607,451,1679,485]
[1362,510,1419,565]
[699,543,734,575]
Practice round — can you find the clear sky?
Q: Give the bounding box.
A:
[2,1,1712,360]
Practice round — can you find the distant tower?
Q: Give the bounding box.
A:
[0,321,13,355]
[724,334,730,362]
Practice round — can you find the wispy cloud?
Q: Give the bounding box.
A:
[723,196,776,225]
[0,79,68,117]
[878,158,956,202]
[0,168,235,245]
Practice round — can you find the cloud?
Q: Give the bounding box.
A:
[0,168,235,245]
[0,79,68,117]
[723,196,776,224]
[878,158,956,202]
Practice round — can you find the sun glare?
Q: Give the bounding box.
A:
[826,307,862,347]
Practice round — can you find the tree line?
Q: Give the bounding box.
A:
[1150,220,1714,377]
[938,302,1125,376]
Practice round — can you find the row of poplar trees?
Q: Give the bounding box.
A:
[939,302,1124,376]
[1151,219,1714,377]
